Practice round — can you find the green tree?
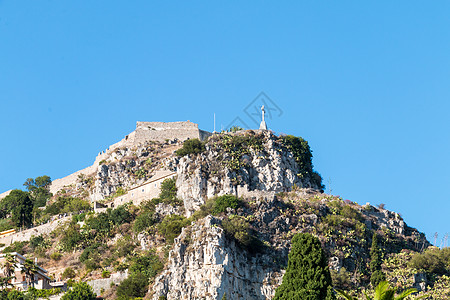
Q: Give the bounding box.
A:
[21,258,38,288]
[5,190,34,228]
[273,233,335,300]
[24,176,52,207]
[370,233,386,287]
[116,272,149,299]
[61,282,96,300]
[2,253,17,278]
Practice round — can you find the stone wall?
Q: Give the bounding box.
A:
[133,121,211,144]
[113,171,176,208]
[87,271,128,295]
[0,217,70,247]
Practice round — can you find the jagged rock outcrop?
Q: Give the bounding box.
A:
[90,142,179,201]
[150,189,428,299]
[152,216,284,300]
[177,131,321,216]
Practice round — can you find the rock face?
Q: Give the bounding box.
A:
[152,216,284,300]
[177,131,321,216]
[89,142,179,201]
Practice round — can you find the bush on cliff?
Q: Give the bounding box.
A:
[222,215,262,253]
[175,138,205,157]
[409,246,450,275]
[281,135,324,190]
[191,194,243,221]
[158,214,190,243]
[61,282,96,300]
[273,233,335,300]
[212,195,242,215]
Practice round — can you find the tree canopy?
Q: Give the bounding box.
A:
[273,233,335,300]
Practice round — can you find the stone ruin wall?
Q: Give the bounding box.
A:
[47,121,211,196]
[0,217,70,248]
[133,121,212,144]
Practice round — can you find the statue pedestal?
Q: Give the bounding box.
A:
[259,121,267,130]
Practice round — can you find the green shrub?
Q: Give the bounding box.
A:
[341,205,362,222]
[129,251,164,280]
[281,135,324,190]
[409,247,449,275]
[0,218,14,232]
[108,205,133,226]
[3,241,27,254]
[84,259,101,271]
[116,272,149,299]
[159,178,177,201]
[29,235,44,250]
[114,236,137,258]
[228,126,244,132]
[50,252,63,261]
[175,138,205,156]
[101,270,111,278]
[84,212,112,239]
[190,195,242,221]
[370,269,386,287]
[27,287,63,297]
[221,215,261,253]
[62,267,76,280]
[61,281,96,300]
[211,195,242,215]
[158,215,190,243]
[133,211,156,233]
[115,187,126,197]
[60,223,83,251]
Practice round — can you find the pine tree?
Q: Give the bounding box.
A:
[273,233,336,300]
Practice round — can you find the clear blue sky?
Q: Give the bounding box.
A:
[1,1,449,246]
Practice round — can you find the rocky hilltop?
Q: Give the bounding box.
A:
[0,128,436,299]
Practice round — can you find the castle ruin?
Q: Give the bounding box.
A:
[48,121,211,195]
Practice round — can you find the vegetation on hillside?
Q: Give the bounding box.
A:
[175,138,206,156]
[0,132,443,299]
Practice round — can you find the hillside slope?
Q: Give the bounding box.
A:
[0,130,439,299]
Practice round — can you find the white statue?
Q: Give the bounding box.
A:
[259,105,267,130]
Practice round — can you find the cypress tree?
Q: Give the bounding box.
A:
[370,233,386,287]
[273,233,335,300]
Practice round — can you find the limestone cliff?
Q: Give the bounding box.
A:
[152,216,283,300]
[176,131,323,216]
[150,189,427,300]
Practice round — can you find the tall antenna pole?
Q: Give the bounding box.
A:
[214,113,216,133]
